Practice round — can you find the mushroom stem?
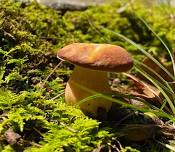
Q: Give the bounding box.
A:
[65,66,112,117]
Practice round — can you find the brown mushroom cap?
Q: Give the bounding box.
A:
[57,43,133,72]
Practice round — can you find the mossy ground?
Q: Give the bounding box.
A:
[0,0,174,151]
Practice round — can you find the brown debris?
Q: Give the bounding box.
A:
[4,128,21,145]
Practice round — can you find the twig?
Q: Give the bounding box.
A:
[30,141,42,148]
[33,127,43,137]
[21,139,42,148]
[60,122,78,133]
[50,92,65,100]
[42,61,63,86]
[114,112,135,126]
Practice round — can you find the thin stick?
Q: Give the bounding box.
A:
[50,92,65,100]
[43,61,63,86]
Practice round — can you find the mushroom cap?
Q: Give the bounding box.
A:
[57,43,133,72]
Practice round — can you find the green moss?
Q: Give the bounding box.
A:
[0,0,175,151]
[64,1,175,57]
[1,0,175,92]
[0,0,74,92]
[0,89,112,151]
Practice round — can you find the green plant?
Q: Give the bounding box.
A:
[1,0,175,151]
[79,3,175,151]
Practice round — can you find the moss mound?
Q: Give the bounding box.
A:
[0,0,174,151]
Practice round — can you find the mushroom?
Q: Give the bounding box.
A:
[57,43,133,118]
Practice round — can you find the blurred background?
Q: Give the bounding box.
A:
[16,0,175,7]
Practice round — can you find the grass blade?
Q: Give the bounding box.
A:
[157,141,175,152]
[136,15,175,77]
[135,66,175,115]
[100,26,174,80]
[77,93,103,106]
[71,80,175,122]
[134,60,175,95]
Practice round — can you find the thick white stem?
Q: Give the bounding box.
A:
[65,66,112,117]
